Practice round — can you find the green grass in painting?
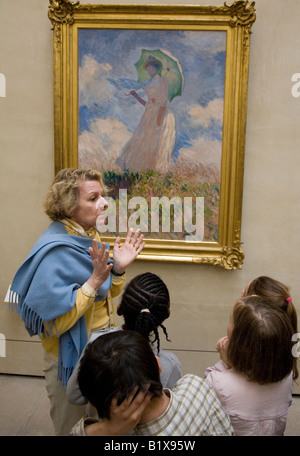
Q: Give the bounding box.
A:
[103,169,219,241]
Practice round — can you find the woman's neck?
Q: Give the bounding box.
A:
[62,218,96,237]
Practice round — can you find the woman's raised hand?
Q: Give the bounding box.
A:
[112,228,145,274]
[87,240,113,291]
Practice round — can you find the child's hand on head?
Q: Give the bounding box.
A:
[216,336,231,368]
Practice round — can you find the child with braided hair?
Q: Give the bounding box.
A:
[66,272,182,412]
[117,271,171,354]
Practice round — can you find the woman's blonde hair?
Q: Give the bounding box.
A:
[227,295,294,385]
[43,168,107,221]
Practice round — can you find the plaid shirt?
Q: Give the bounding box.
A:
[70,374,233,436]
[133,374,233,436]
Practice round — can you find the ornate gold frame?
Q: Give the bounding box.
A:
[48,1,256,269]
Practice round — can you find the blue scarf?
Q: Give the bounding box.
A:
[9,221,112,386]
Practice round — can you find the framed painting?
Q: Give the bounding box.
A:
[48,0,256,269]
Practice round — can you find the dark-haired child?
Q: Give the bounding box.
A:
[67,273,182,410]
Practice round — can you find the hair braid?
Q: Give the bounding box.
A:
[118,272,170,352]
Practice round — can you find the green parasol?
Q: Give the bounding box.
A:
[134,49,184,102]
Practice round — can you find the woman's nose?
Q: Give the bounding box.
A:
[97,197,108,210]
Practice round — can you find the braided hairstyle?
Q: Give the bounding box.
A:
[117,272,170,353]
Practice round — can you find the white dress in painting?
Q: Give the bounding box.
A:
[116,75,175,174]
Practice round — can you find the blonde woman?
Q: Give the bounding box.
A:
[9,168,144,435]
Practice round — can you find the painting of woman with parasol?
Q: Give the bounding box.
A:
[116,50,183,174]
[78,28,226,241]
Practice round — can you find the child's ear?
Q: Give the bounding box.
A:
[155,356,162,374]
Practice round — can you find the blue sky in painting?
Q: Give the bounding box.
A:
[78,28,226,164]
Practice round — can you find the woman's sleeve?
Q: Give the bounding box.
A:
[110,274,126,298]
[44,273,125,337]
[43,283,103,337]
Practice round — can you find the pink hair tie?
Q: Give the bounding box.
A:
[286,298,292,303]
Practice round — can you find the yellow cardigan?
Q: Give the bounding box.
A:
[41,224,125,358]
